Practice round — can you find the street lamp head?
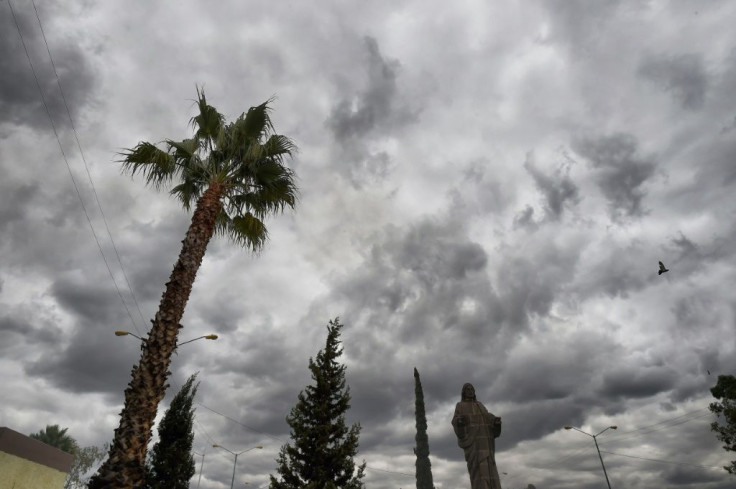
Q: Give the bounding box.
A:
[256,445,263,449]
[212,444,220,448]
[114,331,130,336]
[564,425,572,430]
[610,425,618,430]
[205,334,218,340]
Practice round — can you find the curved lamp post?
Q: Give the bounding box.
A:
[193,449,206,489]
[564,425,617,489]
[212,444,263,489]
[115,330,218,346]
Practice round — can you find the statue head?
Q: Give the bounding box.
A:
[461,383,477,401]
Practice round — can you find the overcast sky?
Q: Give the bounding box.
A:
[2,1,736,488]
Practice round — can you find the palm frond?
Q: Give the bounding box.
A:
[242,97,276,141]
[166,138,199,164]
[229,212,268,251]
[261,134,298,158]
[170,179,203,210]
[243,134,297,164]
[118,142,178,189]
[228,162,297,216]
[189,86,225,148]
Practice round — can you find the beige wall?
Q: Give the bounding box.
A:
[0,427,74,489]
[0,451,68,489]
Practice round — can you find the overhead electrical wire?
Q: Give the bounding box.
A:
[195,401,414,478]
[601,409,714,449]
[31,0,149,332]
[7,0,142,336]
[599,450,725,470]
[503,405,720,485]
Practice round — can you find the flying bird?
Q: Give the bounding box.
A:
[658,261,669,275]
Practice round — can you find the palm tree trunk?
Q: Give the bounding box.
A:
[89,182,224,489]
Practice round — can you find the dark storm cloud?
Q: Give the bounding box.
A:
[325,36,417,185]
[0,182,38,226]
[572,133,657,220]
[330,218,501,354]
[52,274,124,323]
[664,231,736,278]
[543,0,621,53]
[512,205,538,231]
[0,2,97,130]
[22,271,153,395]
[0,308,65,355]
[599,366,677,399]
[638,53,708,110]
[298,217,509,452]
[523,153,580,220]
[327,36,411,140]
[448,158,518,219]
[301,211,589,457]
[572,238,653,300]
[25,328,139,395]
[0,172,99,277]
[663,466,731,486]
[694,135,736,188]
[501,400,586,449]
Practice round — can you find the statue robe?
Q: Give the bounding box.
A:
[452,400,502,489]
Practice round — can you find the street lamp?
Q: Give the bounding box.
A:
[179,334,219,346]
[212,444,263,489]
[114,330,144,340]
[564,425,617,489]
[193,449,206,489]
[115,330,218,346]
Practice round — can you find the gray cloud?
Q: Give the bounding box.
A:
[3,2,736,488]
[543,0,622,54]
[638,53,708,110]
[599,366,677,399]
[325,36,417,185]
[0,308,65,357]
[523,153,581,220]
[0,2,97,131]
[572,133,657,220]
[327,37,403,141]
[23,274,141,394]
[513,205,538,231]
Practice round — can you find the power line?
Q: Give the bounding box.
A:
[196,401,414,478]
[506,405,718,483]
[599,450,725,470]
[30,0,148,334]
[609,407,711,437]
[361,464,413,478]
[7,0,142,336]
[602,409,714,449]
[194,419,218,447]
[196,402,286,443]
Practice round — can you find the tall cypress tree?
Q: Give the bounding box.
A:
[147,373,199,489]
[270,318,366,489]
[413,368,435,489]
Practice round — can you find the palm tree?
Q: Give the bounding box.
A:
[30,425,78,454]
[89,88,298,489]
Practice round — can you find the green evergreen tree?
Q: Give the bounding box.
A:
[709,374,736,474]
[270,318,366,489]
[30,425,78,454]
[413,368,435,489]
[147,374,199,489]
